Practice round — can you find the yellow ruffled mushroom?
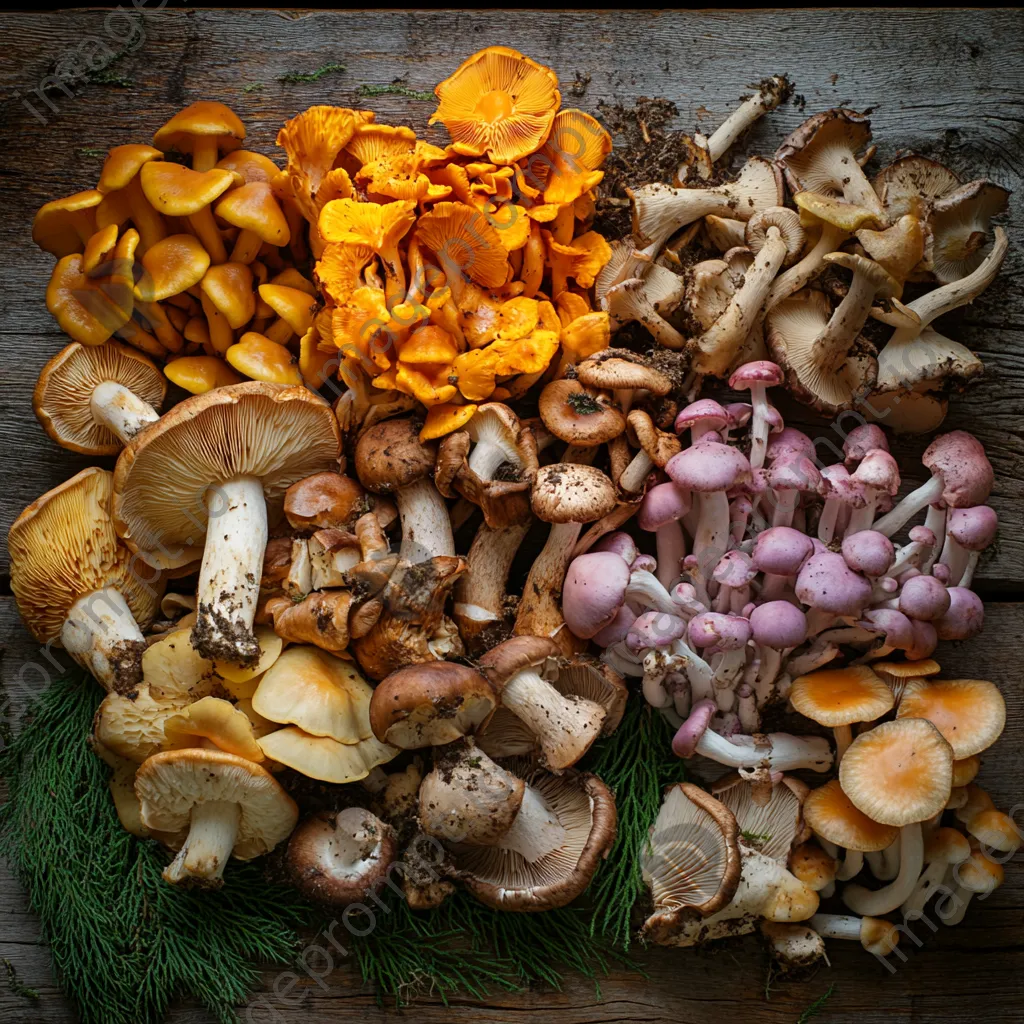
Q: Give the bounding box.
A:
[526,109,611,205]
[316,242,377,305]
[345,123,417,167]
[429,46,560,164]
[415,202,510,292]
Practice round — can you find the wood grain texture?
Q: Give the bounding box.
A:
[1,8,1023,1023]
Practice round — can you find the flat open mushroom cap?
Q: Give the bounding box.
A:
[642,783,742,943]
[252,645,375,744]
[135,748,298,860]
[576,352,672,395]
[897,678,1006,758]
[258,726,398,783]
[790,665,895,727]
[802,779,898,852]
[711,774,808,863]
[839,718,954,826]
[452,768,616,911]
[8,467,162,643]
[113,381,341,569]
[34,342,167,456]
[369,661,497,748]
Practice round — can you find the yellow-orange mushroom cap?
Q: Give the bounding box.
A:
[33,189,104,258]
[430,46,560,165]
[345,123,416,167]
[215,181,291,263]
[137,234,211,302]
[259,284,318,338]
[415,202,509,290]
[200,262,256,330]
[164,355,244,394]
[840,718,954,826]
[153,100,246,171]
[316,242,377,305]
[803,780,899,852]
[420,402,477,441]
[98,145,165,192]
[897,679,1006,758]
[216,150,281,185]
[527,109,611,205]
[226,332,303,385]
[140,163,238,217]
[46,252,132,346]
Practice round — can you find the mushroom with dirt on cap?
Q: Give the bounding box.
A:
[9,467,164,692]
[34,341,166,455]
[286,807,397,907]
[617,409,682,496]
[112,381,341,668]
[575,348,673,414]
[479,636,607,771]
[135,747,298,887]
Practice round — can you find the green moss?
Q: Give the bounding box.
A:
[279,64,346,84]
[358,84,434,101]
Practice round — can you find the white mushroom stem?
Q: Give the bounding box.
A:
[670,640,715,702]
[193,476,267,667]
[921,505,946,573]
[754,647,783,706]
[810,914,898,956]
[454,521,529,642]
[603,278,687,350]
[163,800,241,885]
[619,450,654,494]
[90,381,159,443]
[501,667,605,770]
[940,875,978,927]
[748,385,774,472]
[695,729,832,772]
[871,476,944,537]
[604,641,645,679]
[467,438,515,480]
[784,639,840,677]
[765,223,848,312]
[695,229,787,377]
[500,786,567,862]
[706,77,788,163]
[958,551,983,589]
[627,570,681,616]
[903,859,953,921]
[843,823,923,916]
[865,838,901,881]
[813,266,882,363]
[397,478,455,561]
[61,587,147,692]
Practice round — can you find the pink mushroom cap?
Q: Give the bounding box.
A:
[672,699,717,758]
[666,441,752,493]
[688,611,752,652]
[592,605,637,648]
[626,610,688,654]
[593,531,639,564]
[795,551,873,615]
[853,448,901,496]
[561,551,630,639]
[631,553,658,574]
[947,506,999,551]
[905,619,939,660]
[674,398,729,436]
[843,424,889,467]
[841,530,895,578]
[898,574,952,621]
[725,402,753,430]
[908,525,937,546]
[922,430,994,508]
[860,608,915,650]
[768,453,823,496]
[820,464,868,508]
[766,427,815,462]
[638,482,692,531]
[729,359,783,389]
[934,587,984,640]
[753,526,814,576]
[713,550,757,588]
[750,601,808,648]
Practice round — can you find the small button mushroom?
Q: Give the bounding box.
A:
[135,748,298,887]
[940,505,998,588]
[795,552,873,633]
[286,808,396,907]
[898,574,952,622]
[789,842,838,898]
[760,921,827,971]
[934,586,985,641]
[896,678,1006,759]
[215,182,291,264]
[841,530,895,580]
[479,636,607,771]
[845,449,901,536]
[728,360,783,469]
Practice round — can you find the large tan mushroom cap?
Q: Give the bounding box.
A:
[897,678,1006,758]
[142,628,217,701]
[135,748,298,868]
[8,467,162,643]
[839,719,954,826]
[453,768,617,912]
[531,463,618,525]
[113,381,341,569]
[802,780,898,852]
[34,342,167,456]
[641,783,742,943]
[790,665,895,727]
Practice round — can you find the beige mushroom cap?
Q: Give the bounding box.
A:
[576,351,672,395]
[802,779,899,852]
[93,684,195,763]
[163,695,265,762]
[113,381,341,569]
[257,727,398,783]
[34,342,167,456]
[135,747,298,859]
[142,628,217,701]
[531,463,618,525]
[8,467,163,643]
[897,678,1006,758]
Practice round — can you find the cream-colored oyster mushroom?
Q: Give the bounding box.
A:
[872,154,962,221]
[113,382,341,668]
[9,468,163,692]
[163,696,265,762]
[711,772,809,863]
[924,179,1009,283]
[693,207,804,377]
[93,684,193,763]
[602,277,686,349]
[34,341,166,456]
[766,289,878,413]
[449,766,617,912]
[135,748,298,887]
[776,109,886,223]
[702,215,747,252]
[629,156,783,251]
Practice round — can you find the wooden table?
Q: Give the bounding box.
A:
[2,9,1023,1022]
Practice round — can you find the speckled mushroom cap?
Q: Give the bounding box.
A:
[641,783,742,943]
[135,748,298,859]
[530,463,618,524]
[538,379,626,446]
[369,662,497,749]
[548,654,629,735]
[34,341,167,456]
[112,382,340,570]
[745,206,805,263]
[872,154,961,219]
[478,635,562,690]
[922,430,994,508]
[896,678,1006,759]
[286,808,397,907]
[452,767,617,912]
[8,467,163,643]
[355,417,437,494]
[576,350,672,395]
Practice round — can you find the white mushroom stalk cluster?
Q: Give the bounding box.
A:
[606,93,1009,434]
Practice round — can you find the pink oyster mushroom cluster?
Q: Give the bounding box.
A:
[561,360,996,776]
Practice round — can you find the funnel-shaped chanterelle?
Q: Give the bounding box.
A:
[8,467,164,692]
[113,381,341,667]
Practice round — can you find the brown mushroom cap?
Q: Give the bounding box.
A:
[8,467,162,644]
[538,379,626,446]
[34,342,167,456]
[355,417,437,494]
[113,381,341,569]
[576,352,672,395]
[627,409,682,468]
[284,472,371,532]
[531,463,618,525]
[452,768,617,912]
[641,783,742,943]
[478,635,562,690]
[286,807,397,907]
[369,661,497,748]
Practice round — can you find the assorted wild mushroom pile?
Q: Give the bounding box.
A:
[9,45,1016,971]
